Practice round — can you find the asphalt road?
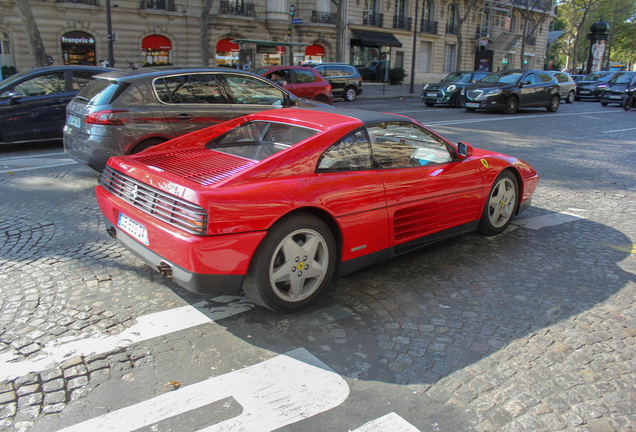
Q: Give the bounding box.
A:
[1,99,635,432]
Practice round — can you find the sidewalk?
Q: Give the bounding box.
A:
[357,81,423,99]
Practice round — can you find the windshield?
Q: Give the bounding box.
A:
[609,73,633,84]
[583,72,611,82]
[481,71,523,84]
[442,72,472,83]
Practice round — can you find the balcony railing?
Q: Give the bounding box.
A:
[475,26,490,37]
[446,23,457,34]
[56,0,100,5]
[421,20,438,34]
[311,10,337,24]
[525,36,536,46]
[219,1,256,16]
[510,0,552,10]
[140,0,175,11]
[393,15,412,31]
[363,11,384,27]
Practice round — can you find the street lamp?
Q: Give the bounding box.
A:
[409,0,419,93]
[106,0,114,67]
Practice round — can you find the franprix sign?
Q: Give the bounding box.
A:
[61,31,95,45]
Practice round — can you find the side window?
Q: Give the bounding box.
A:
[367,122,452,169]
[223,74,286,106]
[325,66,342,77]
[317,128,373,172]
[340,66,354,77]
[14,73,65,96]
[314,66,326,77]
[537,73,553,83]
[295,69,317,83]
[155,74,224,104]
[72,71,97,90]
[473,73,489,81]
[523,73,536,84]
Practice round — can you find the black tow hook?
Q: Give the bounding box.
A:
[106,227,117,239]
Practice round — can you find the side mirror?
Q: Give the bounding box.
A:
[283,92,293,107]
[520,80,532,87]
[457,141,473,159]
[7,92,22,106]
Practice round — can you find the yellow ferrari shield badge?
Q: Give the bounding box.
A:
[481,159,489,169]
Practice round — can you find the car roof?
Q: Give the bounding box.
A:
[256,65,318,71]
[91,67,259,81]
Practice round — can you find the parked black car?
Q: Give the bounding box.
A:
[313,63,363,102]
[0,65,114,145]
[571,74,586,83]
[462,69,561,114]
[356,61,382,81]
[548,71,577,103]
[421,71,490,107]
[574,71,616,101]
[599,71,636,106]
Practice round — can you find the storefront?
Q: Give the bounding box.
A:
[61,31,96,66]
[303,44,324,65]
[142,35,172,66]
[215,38,239,67]
[259,45,286,66]
[349,30,401,81]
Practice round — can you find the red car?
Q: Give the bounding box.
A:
[251,66,333,105]
[96,108,539,312]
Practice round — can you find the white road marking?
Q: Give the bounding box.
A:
[602,127,636,133]
[0,151,66,160]
[0,297,254,382]
[511,210,586,231]
[422,110,624,126]
[0,161,78,174]
[57,348,350,432]
[351,413,421,432]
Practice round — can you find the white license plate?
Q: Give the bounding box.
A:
[466,103,480,108]
[427,92,438,97]
[118,213,149,245]
[68,115,81,128]
[609,95,621,99]
[579,90,590,94]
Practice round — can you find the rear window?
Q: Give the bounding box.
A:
[206,121,319,161]
[75,78,129,105]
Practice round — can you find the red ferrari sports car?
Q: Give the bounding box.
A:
[96,108,539,312]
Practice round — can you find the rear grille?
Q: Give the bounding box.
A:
[100,167,207,235]
[131,148,256,186]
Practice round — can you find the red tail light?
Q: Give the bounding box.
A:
[85,110,129,126]
[327,85,332,92]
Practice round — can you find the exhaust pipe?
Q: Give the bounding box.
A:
[106,227,117,239]
[157,262,173,277]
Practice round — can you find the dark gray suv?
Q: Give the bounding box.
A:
[313,63,363,102]
[63,67,329,172]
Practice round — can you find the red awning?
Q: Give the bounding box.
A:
[276,46,286,54]
[305,44,325,56]
[216,38,240,52]
[142,35,171,50]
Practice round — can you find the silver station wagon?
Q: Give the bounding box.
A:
[64,67,329,172]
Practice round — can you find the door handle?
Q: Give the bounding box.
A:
[173,114,194,121]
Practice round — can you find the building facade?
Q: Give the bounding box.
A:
[0,0,554,83]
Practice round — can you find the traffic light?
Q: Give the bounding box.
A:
[287,25,291,36]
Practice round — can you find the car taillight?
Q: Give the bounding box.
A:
[85,110,129,126]
[327,85,332,92]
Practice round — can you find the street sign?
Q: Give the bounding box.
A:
[292,18,302,24]
[289,4,295,15]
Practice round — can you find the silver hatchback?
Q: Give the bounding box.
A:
[64,67,328,172]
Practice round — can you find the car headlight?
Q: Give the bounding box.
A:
[446,85,456,92]
[422,84,429,90]
[487,89,501,97]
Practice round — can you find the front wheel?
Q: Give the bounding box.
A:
[503,96,518,114]
[343,86,357,102]
[547,95,560,112]
[566,91,575,104]
[242,214,336,312]
[478,171,518,236]
[624,96,633,111]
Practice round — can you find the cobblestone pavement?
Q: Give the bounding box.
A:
[1,105,636,431]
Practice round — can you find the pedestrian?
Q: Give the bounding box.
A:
[100,59,109,67]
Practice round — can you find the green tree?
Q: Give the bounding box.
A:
[15,0,48,67]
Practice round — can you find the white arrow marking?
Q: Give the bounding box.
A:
[57,348,350,432]
[351,412,421,432]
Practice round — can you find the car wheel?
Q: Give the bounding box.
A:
[624,97,632,111]
[130,137,167,154]
[243,214,336,312]
[503,96,518,114]
[547,95,560,112]
[478,170,518,236]
[343,86,357,102]
[566,91,575,104]
[601,102,608,106]
[313,94,331,105]
[424,102,435,107]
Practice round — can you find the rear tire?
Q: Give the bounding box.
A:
[478,170,518,236]
[343,86,357,102]
[503,96,518,114]
[130,137,167,154]
[566,91,575,104]
[313,94,331,105]
[547,95,560,112]
[242,214,337,313]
